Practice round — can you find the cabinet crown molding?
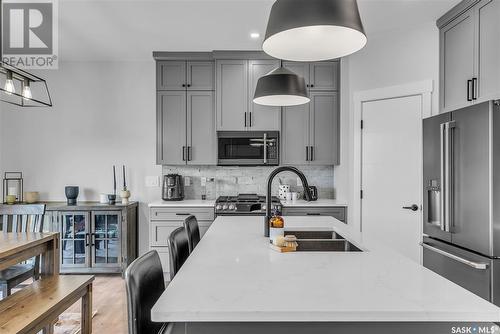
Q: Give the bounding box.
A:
[437,0,481,28]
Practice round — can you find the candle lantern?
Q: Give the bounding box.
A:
[3,172,23,204]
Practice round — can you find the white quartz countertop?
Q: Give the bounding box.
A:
[148,200,215,207]
[151,216,500,322]
[281,199,347,207]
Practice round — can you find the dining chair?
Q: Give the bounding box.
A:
[183,215,200,253]
[167,227,189,281]
[0,204,46,298]
[125,250,173,334]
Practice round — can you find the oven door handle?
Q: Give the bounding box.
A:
[263,133,268,165]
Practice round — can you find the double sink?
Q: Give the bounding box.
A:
[284,230,362,252]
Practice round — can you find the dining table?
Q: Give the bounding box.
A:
[0,232,60,276]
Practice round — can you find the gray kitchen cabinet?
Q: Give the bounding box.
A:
[157,61,186,90]
[157,61,214,91]
[281,103,310,164]
[282,206,347,223]
[310,62,339,91]
[309,92,339,165]
[45,202,138,275]
[438,0,500,112]
[157,90,216,165]
[248,59,281,131]
[283,61,339,90]
[216,60,248,131]
[282,91,339,165]
[149,206,214,280]
[187,91,216,165]
[476,0,500,102]
[440,9,475,112]
[157,91,187,165]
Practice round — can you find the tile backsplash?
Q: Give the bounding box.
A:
[162,166,335,200]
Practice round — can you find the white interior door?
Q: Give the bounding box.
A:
[361,95,423,263]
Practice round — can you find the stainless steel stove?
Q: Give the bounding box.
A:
[215,194,282,216]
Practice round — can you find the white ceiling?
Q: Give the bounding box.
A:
[57,0,461,61]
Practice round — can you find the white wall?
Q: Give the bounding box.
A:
[0,61,162,254]
[335,21,440,224]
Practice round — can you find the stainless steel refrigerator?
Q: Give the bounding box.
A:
[423,100,500,305]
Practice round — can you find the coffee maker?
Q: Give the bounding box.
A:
[162,174,184,201]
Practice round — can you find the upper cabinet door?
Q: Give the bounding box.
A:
[248,60,281,131]
[216,60,248,131]
[187,91,216,165]
[157,91,187,165]
[476,0,500,102]
[440,9,475,112]
[309,61,339,91]
[309,91,339,165]
[281,103,310,165]
[157,61,187,90]
[187,61,214,91]
[282,61,310,86]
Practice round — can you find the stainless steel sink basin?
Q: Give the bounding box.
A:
[284,230,344,240]
[284,230,362,252]
[295,239,362,252]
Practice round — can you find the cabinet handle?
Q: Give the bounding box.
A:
[306,147,310,161]
[244,112,247,127]
[467,79,473,102]
[187,84,191,88]
[175,213,191,216]
[306,213,321,216]
[472,78,478,100]
[310,84,315,88]
[182,84,186,88]
[182,146,186,161]
[310,146,314,161]
[249,112,252,127]
[188,146,192,161]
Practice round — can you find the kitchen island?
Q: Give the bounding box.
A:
[152,216,500,333]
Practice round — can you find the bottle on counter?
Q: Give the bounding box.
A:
[269,208,285,245]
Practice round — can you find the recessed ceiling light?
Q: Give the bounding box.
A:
[250,32,260,39]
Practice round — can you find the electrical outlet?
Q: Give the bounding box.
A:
[185,177,191,186]
[297,177,303,186]
[145,176,160,187]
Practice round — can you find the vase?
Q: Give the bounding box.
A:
[65,186,79,205]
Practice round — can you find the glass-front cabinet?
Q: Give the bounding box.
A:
[60,211,90,268]
[58,210,122,273]
[92,211,121,268]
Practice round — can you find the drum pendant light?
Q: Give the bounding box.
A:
[263,0,367,61]
[253,65,309,107]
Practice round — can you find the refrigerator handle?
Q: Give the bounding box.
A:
[444,121,456,232]
[440,123,446,232]
[420,243,488,270]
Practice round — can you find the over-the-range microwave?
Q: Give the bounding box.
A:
[217,131,279,166]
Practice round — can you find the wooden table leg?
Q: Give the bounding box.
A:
[81,283,93,334]
[40,234,60,276]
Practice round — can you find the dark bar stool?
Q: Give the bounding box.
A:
[167,227,190,281]
[125,250,172,334]
[183,215,200,253]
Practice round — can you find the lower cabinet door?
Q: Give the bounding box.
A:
[59,211,90,269]
[91,211,122,269]
[151,246,171,280]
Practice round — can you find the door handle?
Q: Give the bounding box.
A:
[402,204,419,211]
[467,79,473,102]
[263,133,268,164]
[91,233,96,246]
[472,77,478,100]
[85,233,90,246]
[420,243,489,270]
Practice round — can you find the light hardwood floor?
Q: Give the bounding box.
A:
[66,275,128,334]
